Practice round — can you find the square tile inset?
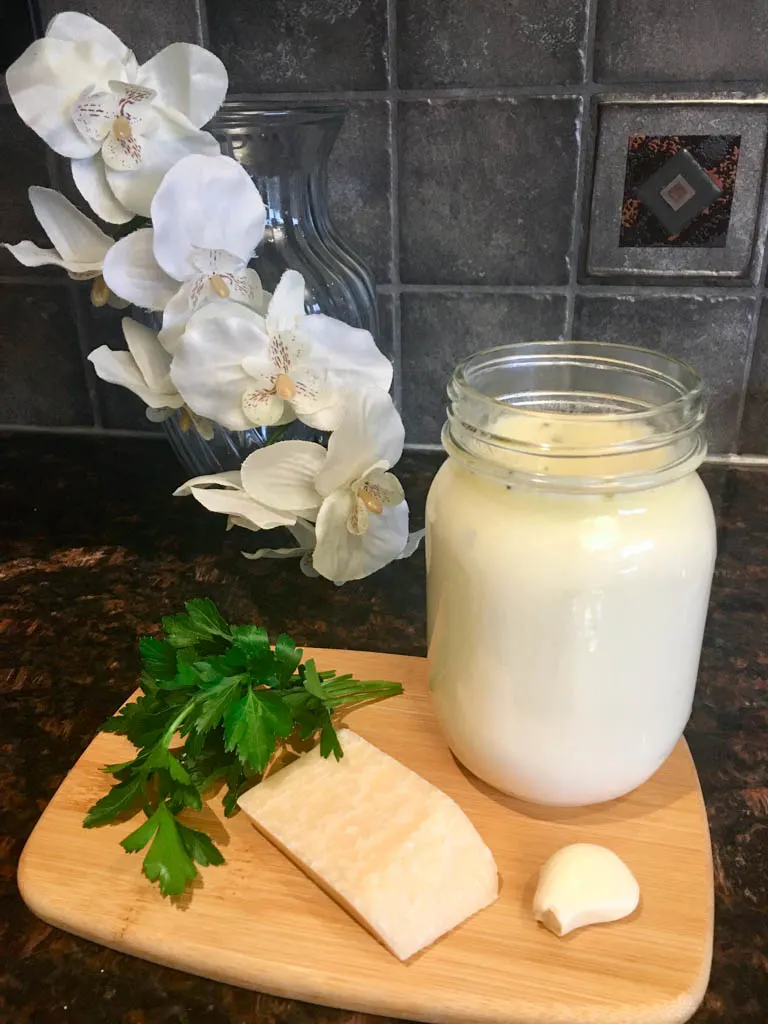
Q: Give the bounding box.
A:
[622,137,737,247]
[587,105,767,279]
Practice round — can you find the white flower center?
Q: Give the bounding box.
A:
[209,273,230,298]
[357,483,383,515]
[275,374,296,400]
[112,115,133,141]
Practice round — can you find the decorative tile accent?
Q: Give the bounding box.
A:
[740,300,768,456]
[207,0,387,93]
[587,105,768,279]
[626,141,729,244]
[595,0,768,83]
[37,0,204,60]
[0,286,93,426]
[573,294,754,453]
[397,0,586,88]
[327,102,391,284]
[399,99,580,286]
[401,292,567,444]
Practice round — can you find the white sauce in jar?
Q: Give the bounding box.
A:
[426,415,716,806]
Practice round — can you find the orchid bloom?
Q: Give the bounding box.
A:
[170,271,392,431]
[6,12,227,222]
[88,317,184,422]
[238,390,412,583]
[102,154,266,348]
[2,186,127,307]
[241,521,318,578]
[173,471,307,533]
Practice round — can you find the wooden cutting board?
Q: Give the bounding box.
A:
[18,649,713,1024]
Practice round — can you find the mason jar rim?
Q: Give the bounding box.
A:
[444,340,708,493]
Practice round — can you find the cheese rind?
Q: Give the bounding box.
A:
[238,729,499,960]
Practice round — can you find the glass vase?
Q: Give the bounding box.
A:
[162,102,379,477]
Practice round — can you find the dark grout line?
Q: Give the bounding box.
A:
[0,424,164,439]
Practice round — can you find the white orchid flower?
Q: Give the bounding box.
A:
[2,186,127,307]
[170,270,392,431]
[238,390,411,583]
[6,12,227,221]
[88,317,185,422]
[173,471,302,532]
[102,154,266,347]
[241,520,318,578]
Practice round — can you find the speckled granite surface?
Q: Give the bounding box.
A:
[1,436,766,1024]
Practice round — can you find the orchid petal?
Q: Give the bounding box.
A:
[45,12,134,61]
[101,125,143,171]
[71,155,134,224]
[363,469,405,507]
[145,405,175,423]
[2,241,70,270]
[150,153,265,280]
[158,267,263,353]
[71,87,117,143]
[315,389,405,498]
[267,270,307,336]
[137,43,228,128]
[102,228,178,309]
[6,40,112,159]
[297,313,393,392]
[398,529,426,560]
[106,111,221,218]
[242,521,317,565]
[174,472,296,530]
[121,318,174,394]
[313,490,410,584]
[173,471,242,495]
[170,301,269,430]
[87,346,181,409]
[241,386,288,427]
[240,441,326,512]
[28,186,113,266]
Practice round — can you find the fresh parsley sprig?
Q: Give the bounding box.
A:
[84,599,402,897]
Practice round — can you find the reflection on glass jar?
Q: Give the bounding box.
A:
[426,342,717,807]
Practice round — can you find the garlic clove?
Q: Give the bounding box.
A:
[533,843,640,937]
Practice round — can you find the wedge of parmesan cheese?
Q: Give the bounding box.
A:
[238,728,499,960]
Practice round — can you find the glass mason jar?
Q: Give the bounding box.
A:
[426,342,717,807]
[162,102,378,476]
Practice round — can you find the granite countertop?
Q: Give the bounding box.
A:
[1,435,766,1023]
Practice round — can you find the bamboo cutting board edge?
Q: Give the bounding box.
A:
[18,648,714,1024]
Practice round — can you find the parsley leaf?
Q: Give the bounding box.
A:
[84,598,403,897]
[139,636,178,681]
[141,802,199,896]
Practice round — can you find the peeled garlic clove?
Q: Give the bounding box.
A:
[533,843,640,937]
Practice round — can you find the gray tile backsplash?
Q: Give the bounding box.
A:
[0,286,92,426]
[402,293,567,444]
[37,0,205,58]
[2,0,768,457]
[207,0,387,94]
[594,0,768,83]
[741,300,768,455]
[0,107,51,274]
[399,99,580,286]
[327,101,392,284]
[573,295,753,453]
[397,0,586,89]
